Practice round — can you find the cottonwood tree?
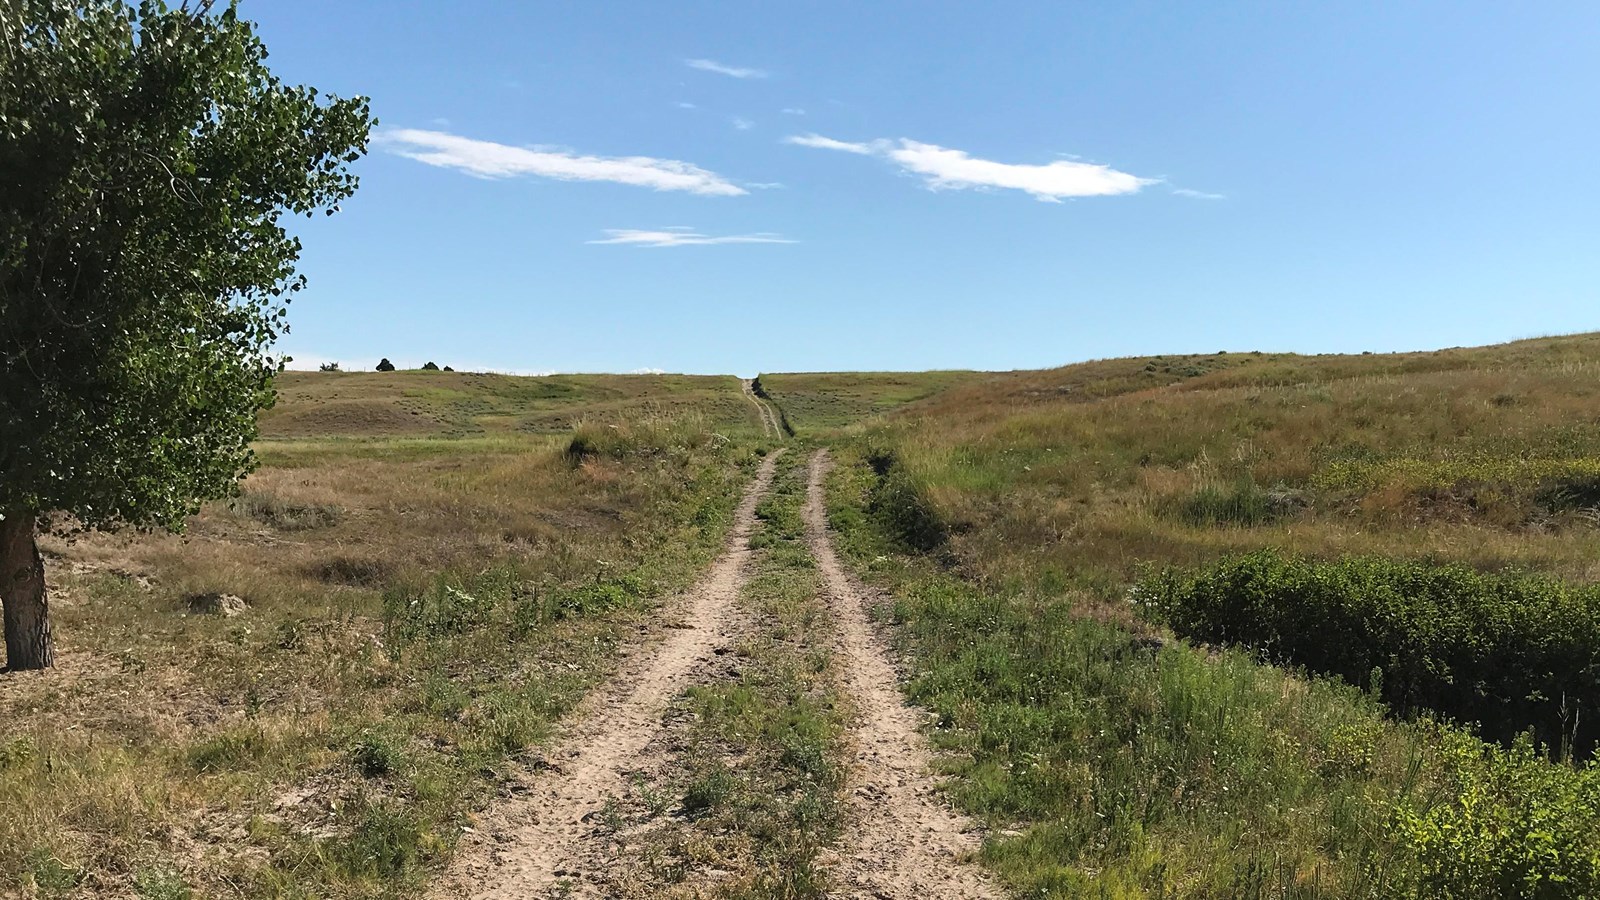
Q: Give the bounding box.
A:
[0,1,373,669]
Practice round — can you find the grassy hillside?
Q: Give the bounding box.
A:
[262,371,759,439]
[753,370,983,434]
[0,374,765,896]
[822,333,1600,897]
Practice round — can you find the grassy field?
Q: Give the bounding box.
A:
[0,372,770,897]
[10,336,1600,898]
[805,333,1600,897]
[263,370,759,439]
[753,370,984,435]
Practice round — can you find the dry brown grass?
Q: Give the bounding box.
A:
[0,375,765,898]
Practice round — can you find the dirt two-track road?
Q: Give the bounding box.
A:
[438,450,998,899]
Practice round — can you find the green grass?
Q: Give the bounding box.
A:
[813,333,1600,898]
[262,370,766,440]
[754,370,983,433]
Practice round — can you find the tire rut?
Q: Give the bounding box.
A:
[741,378,783,440]
[436,451,782,899]
[804,450,1001,900]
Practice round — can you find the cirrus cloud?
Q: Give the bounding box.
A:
[784,133,1155,201]
[378,128,746,196]
[588,227,796,248]
[685,58,767,79]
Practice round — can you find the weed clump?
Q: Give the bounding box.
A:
[863,447,947,552]
[1170,478,1304,527]
[231,491,343,530]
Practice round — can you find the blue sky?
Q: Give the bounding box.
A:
[252,1,1600,375]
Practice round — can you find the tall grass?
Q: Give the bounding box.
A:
[806,334,1600,897]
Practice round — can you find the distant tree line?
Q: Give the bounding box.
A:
[371,359,451,372]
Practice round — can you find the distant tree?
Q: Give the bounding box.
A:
[442,366,454,372]
[421,361,439,371]
[318,362,341,372]
[376,358,396,372]
[0,0,373,669]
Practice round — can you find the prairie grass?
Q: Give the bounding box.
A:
[263,371,763,439]
[792,333,1600,897]
[0,374,767,897]
[754,371,984,434]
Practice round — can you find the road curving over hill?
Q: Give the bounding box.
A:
[742,377,784,439]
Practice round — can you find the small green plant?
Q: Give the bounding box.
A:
[349,731,407,778]
[680,764,737,817]
[1389,732,1600,898]
[188,726,269,773]
[26,849,83,893]
[133,867,192,900]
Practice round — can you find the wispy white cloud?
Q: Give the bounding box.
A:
[731,116,754,130]
[1172,187,1226,200]
[588,228,796,248]
[630,367,667,375]
[378,128,746,196]
[685,58,768,79]
[676,101,698,109]
[781,108,806,115]
[783,133,875,155]
[784,133,1155,201]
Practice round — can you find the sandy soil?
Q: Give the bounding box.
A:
[435,452,780,899]
[804,450,1001,899]
[439,449,1000,898]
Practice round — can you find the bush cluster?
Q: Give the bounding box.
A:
[1139,550,1600,758]
[1390,731,1600,898]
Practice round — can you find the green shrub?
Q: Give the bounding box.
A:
[1389,732,1600,898]
[349,731,407,778]
[564,417,711,464]
[1140,550,1600,758]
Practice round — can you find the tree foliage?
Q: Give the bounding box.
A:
[375,357,395,372]
[0,0,374,533]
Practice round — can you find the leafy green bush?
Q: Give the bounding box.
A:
[1140,550,1600,758]
[1389,732,1600,898]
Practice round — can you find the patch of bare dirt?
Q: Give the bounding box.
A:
[434,452,781,899]
[804,451,1000,900]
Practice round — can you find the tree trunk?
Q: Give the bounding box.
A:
[0,512,52,671]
